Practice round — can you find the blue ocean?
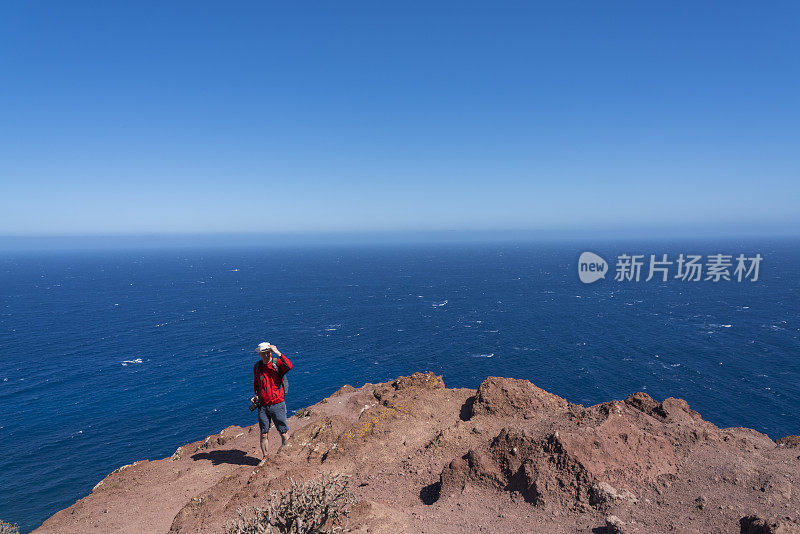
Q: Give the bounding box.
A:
[1,240,798,532]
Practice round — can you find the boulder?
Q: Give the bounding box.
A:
[470,376,568,419]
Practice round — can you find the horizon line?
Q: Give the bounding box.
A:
[1,225,799,252]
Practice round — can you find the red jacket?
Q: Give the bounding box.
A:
[253,354,292,405]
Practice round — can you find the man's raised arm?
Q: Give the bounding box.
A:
[271,345,293,373]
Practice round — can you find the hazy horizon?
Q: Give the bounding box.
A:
[1,223,798,252]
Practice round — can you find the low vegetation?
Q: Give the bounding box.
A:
[0,520,19,534]
[225,473,357,534]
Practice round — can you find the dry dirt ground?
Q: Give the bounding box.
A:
[35,373,800,534]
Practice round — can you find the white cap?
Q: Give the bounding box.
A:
[256,342,271,353]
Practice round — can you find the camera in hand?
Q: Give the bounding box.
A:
[249,398,259,411]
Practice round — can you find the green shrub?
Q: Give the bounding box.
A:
[226,473,357,534]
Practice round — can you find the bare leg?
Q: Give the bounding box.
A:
[279,431,290,447]
[260,432,269,459]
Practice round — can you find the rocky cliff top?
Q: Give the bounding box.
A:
[35,373,800,533]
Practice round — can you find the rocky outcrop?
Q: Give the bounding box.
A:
[34,374,800,534]
[469,376,568,418]
[740,515,800,534]
[777,436,800,449]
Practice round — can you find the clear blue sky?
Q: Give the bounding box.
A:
[1,2,798,236]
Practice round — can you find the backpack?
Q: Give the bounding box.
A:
[257,359,289,398]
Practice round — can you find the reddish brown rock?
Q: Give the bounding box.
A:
[389,371,445,391]
[740,515,800,534]
[33,373,800,534]
[469,376,569,418]
[777,436,800,449]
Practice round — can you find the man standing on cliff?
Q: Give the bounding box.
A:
[251,342,293,464]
